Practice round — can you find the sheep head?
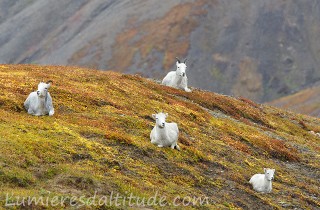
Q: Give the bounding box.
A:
[37,80,52,98]
[175,57,187,77]
[152,112,168,129]
[264,168,275,181]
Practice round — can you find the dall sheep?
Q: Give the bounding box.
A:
[249,168,275,193]
[150,112,180,150]
[162,57,191,92]
[24,81,54,116]
[309,131,320,137]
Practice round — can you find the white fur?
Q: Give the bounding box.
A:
[162,59,191,92]
[310,131,320,137]
[150,112,180,150]
[24,81,54,116]
[249,168,275,193]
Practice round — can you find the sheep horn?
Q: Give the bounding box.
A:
[46,80,53,84]
[176,57,181,63]
[183,58,187,63]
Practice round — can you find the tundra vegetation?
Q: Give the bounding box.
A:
[0,65,319,209]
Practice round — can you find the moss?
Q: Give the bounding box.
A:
[0,168,35,187]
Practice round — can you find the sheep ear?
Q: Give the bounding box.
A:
[273,169,275,172]
[264,168,266,173]
[176,57,181,63]
[46,80,52,87]
[152,114,156,119]
[165,113,168,117]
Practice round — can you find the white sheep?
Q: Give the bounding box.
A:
[249,168,275,193]
[162,57,191,92]
[150,112,180,150]
[24,81,54,116]
[309,131,320,137]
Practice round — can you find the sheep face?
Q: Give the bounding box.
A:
[37,82,51,98]
[176,61,187,77]
[264,168,275,181]
[152,112,168,129]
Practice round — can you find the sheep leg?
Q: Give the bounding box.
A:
[49,109,54,116]
[170,143,181,151]
[181,77,191,92]
[27,109,35,115]
[175,144,181,151]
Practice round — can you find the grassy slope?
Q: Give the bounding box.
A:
[268,85,320,117]
[0,65,319,209]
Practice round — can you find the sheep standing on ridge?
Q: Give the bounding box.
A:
[24,81,54,116]
[150,112,180,150]
[249,168,275,193]
[162,57,191,92]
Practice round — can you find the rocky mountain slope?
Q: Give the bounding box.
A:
[0,64,319,209]
[268,83,320,117]
[1,0,320,103]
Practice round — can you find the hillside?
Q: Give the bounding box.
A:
[0,65,319,209]
[268,84,320,117]
[1,0,320,102]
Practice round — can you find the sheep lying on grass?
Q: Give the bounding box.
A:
[249,168,275,193]
[162,57,191,92]
[309,131,320,137]
[24,81,54,116]
[150,112,180,150]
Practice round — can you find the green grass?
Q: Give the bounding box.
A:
[0,64,319,209]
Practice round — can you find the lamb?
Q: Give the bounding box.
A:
[249,168,275,193]
[162,57,191,92]
[150,112,180,150]
[24,81,54,116]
